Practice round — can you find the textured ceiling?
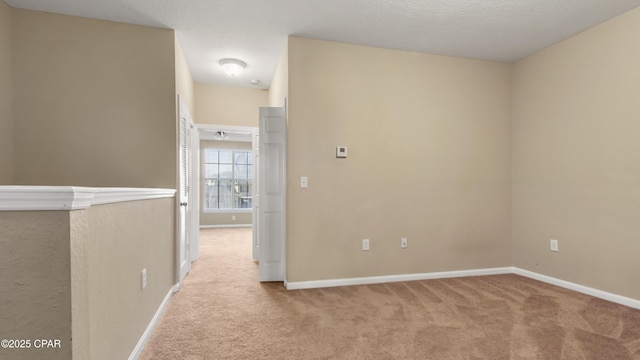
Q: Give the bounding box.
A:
[6,0,640,89]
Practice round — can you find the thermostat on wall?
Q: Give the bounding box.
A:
[336,146,348,158]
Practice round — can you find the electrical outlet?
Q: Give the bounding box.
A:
[401,237,408,249]
[336,146,348,158]
[550,239,559,252]
[362,239,370,251]
[141,268,147,289]
[232,215,236,221]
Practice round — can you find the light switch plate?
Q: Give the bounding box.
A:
[301,176,308,188]
[141,268,147,290]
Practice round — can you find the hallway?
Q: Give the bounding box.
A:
[139,227,280,359]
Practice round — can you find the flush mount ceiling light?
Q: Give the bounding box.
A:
[219,58,246,77]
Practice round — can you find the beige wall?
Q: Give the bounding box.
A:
[71,198,175,360]
[512,7,640,300]
[287,37,512,282]
[200,140,252,226]
[175,37,194,114]
[0,211,71,360]
[194,83,267,126]
[12,9,177,188]
[0,1,12,184]
[268,42,288,107]
[0,197,174,360]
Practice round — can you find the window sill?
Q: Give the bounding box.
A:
[203,209,252,214]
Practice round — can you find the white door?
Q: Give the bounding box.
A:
[178,96,192,284]
[252,131,260,260]
[258,105,286,282]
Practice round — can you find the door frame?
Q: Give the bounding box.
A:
[195,124,259,236]
[177,96,194,286]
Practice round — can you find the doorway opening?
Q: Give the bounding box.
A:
[191,105,286,283]
[193,125,259,263]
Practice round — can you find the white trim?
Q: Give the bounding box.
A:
[128,284,179,360]
[285,267,512,290]
[511,267,640,310]
[200,224,252,229]
[203,208,253,214]
[191,121,202,262]
[90,187,176,206]
[0,186,176,211]
[197,124,258,141]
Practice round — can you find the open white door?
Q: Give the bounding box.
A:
[252,131,260,260]
[258,105,286,282]
[177,96,192,285]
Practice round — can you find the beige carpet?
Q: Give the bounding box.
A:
[140,228,640,359]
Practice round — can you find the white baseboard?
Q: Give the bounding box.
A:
[511,267,640,310]
[128,284,179,360]
[285,267,512,290]
[200,224,252,229]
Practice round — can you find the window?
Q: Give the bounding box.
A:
[204,149,253,210]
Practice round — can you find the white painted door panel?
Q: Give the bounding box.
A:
[258,106,286,282]
[252,132,260,260]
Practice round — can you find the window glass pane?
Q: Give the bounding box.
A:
[235,164,248,179]
[238,181,249,195]
[218,180,233,209]
[235,152,248,165]
[204,164,218,178]
[219,151,233,164]
[204,150,218,163]
[202,149,254,210]
[204,180,218,209]
[244,182,253,208]
[219,164,233,179]
[233,181,252,209]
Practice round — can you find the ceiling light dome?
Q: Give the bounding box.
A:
[219,58,246,77]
